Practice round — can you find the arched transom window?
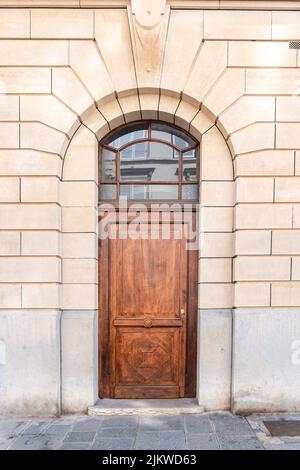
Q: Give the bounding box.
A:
[99,121,199,201]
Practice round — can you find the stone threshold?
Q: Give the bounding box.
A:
[88,398,204,416]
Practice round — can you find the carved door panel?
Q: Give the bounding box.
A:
[108,223,188,398]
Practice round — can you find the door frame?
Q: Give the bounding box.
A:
[98,206,198,398]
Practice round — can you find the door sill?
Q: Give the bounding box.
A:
[88,398,204,416]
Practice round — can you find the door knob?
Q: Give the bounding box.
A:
[180,308,185,318]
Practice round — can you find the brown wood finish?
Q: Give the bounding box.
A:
[98,211,198,399]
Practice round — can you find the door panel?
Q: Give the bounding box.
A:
[98,213,198,399]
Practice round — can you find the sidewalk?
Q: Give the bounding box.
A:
[1,412,300,450]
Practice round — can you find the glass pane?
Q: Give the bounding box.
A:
[102,148,116,181]
[99,184,117,200]
[102,123,148,149]
[182,185,198,200]
[183,149,197,182]
[151,122,196,149]
[120,142,179,182]
[120,184,178,200]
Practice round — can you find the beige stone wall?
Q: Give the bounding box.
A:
[0,6,300,314]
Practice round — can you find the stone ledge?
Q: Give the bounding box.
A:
[88,399,204,416]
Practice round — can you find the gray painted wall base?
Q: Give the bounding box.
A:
[232,308,300,413]
[61,310,98,414]
[0,310,61,417]
[197,309,232,411]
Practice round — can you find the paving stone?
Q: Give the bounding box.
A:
[186,433,220,450]
[72,418,103,432]
[8,435,63,450]
[59,443,92,450]
[135,431,187,450]
[210,413,254,436]
[96,427,137,438]
[0,440,12,450]
[92,438,135,450]
[99,416,138,429]
[218,434,263,450]
[21,421,51,435]
[184,415,212,434]
[42,424,71,437]
[139,415,183,431]
[63,431,96,443]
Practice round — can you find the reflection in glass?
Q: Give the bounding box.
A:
[99,184,117,200]
[102,123,148,149]
[183,160,197,182]
[120,184,178,200]
[102,148,116,181]
[182,185,198,200]
[152,122,196,149]
[120,142,179,182]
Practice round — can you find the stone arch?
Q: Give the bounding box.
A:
[60,91,234,412]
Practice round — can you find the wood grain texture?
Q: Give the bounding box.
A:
[98,212,198,398]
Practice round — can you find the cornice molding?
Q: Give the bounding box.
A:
[1,1,300,11]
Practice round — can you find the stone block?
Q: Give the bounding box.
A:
[229,41,296,67]
[0,204,60,230]
[272,11,300,40]
[199,232,234,258]
[31,9,94,39]
[0,68,51,93]
[0,310,61,416]
[62,233,97,259]
[246,69,300,94]
[21,231,60,256]
[234,256,291,281]
[198,309,232,410]
[199,258,232,283]
[61,310,98,413]
[272,230,300,255]
[61,181,97,207]
[236,177,274,203]
[235,203,292,229]
[62,285,97,310]
[198,283,233,309]
[0,178,20,202]
[0,232,20,255]
[21,177,59,203]
[95,9,136,93]
[62,207,97,233]
[0,285,21,309]
[204,10,271,39]
[201,126,233,181]
[201,181,234,207]
[275,177,300,202]
[201,207,233,232]
[234,282,271,307]
[63,259,97,284]
[22,284,60,309]
[0,9,30,38]
[63,126,98,182]
[235,150,294,177]
[0,150,62,177]
[230,123,274,155]
[0,123,19,149]
[0,40,68,65]
[235,230,271,255]
[0,257,61,283]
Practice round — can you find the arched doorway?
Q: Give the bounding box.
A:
[98,120,199,399]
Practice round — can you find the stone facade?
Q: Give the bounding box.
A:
[0,0,300,416]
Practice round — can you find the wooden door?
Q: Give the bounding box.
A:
[99,214,198,399]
